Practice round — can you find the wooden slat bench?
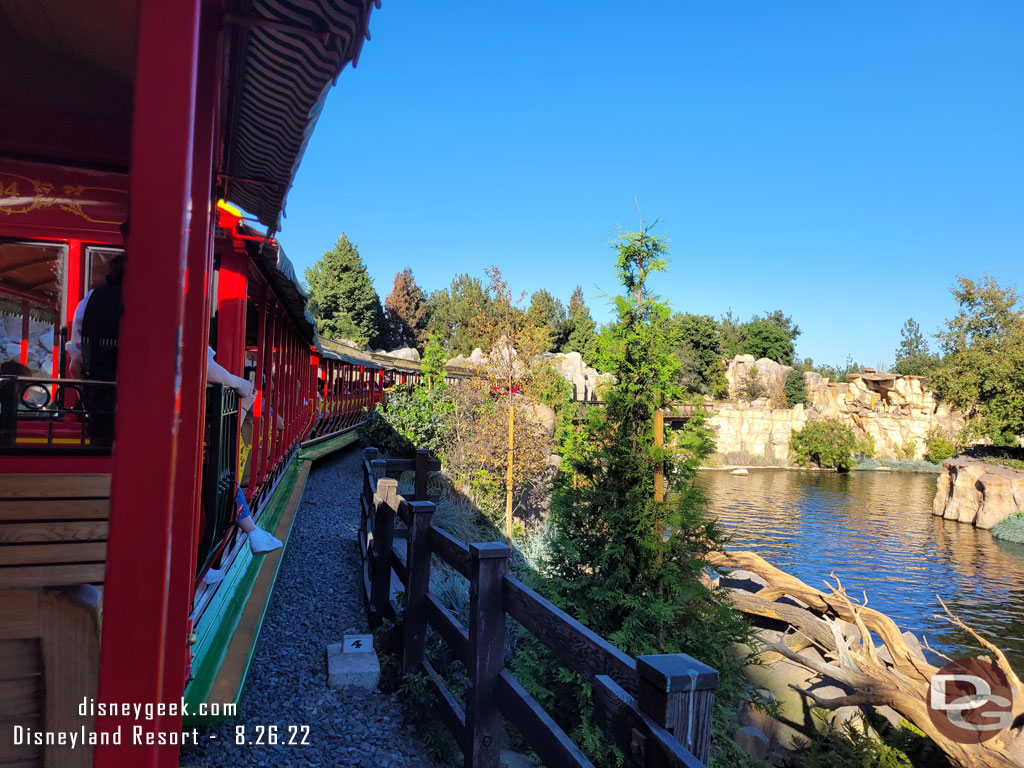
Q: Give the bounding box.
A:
[0,474,110,589]
[0,586,101,768]
[0,474,110,768]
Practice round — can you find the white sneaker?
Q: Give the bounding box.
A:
[248,528,283,554]
[203,568,226,585]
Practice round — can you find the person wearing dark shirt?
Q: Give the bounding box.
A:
[80,253,124,447]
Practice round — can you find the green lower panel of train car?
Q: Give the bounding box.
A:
[183,430,360,723]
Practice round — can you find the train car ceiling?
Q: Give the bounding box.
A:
[0,0,136,170]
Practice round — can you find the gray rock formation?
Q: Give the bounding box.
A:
[379,346,420,362]
[536,351,613,402]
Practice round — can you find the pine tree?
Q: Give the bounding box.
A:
[522,222,752,763]
[527,289,568,351]
[425,274,494,356]
[561,285,597,363]
[892,317,934,376]
[304,234,385,347]
[384,267,428,350]
[420,333,448,389]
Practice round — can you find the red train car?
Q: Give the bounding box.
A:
[0,2,387,767]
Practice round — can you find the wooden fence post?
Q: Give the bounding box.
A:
[466,541,510,768]
[636,653,719,764]
[402,500,435,674]
[415,448,429,501]
[654,409,665,503]
[364,446,379,463]
[371,457,387,482]
[369,478,398,626]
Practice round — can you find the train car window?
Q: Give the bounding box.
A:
[0,240,66,377]
[84,246,123,291]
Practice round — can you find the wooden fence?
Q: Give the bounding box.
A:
[359,447,718,768]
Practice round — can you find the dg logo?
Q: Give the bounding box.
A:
[927,658,1014,744]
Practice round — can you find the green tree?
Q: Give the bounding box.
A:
[665,312,728,397]
[931,275,1024,443]
[425,274,493,356]
[892,318,935,377]
[304,234,385,347]
[719,309,744,359]
[420,333,448,389]
[936,274,1021,353]
[784,368,808,407]
[561,285,598,363]
[384,267,428,350]
[527,222,753,764]
[739,316,796,364]
[527,289,568,351]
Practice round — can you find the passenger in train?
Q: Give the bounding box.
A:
[78,251,125,447]
[206,346,282,555]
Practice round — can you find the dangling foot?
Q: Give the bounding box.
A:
[203,568,226,585]
[247,528,283,554]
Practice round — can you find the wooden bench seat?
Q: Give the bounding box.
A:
[0,586,101,768]
[0,474,110,589]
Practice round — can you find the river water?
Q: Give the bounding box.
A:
[697,469,1024,673]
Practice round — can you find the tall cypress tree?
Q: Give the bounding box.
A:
[561,285,597,363]
[304,234,385,347]
[522,223,753,764]
[384,267,428,350]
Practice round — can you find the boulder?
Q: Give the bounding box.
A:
[933,458,1024,529]
[382,346,420,362]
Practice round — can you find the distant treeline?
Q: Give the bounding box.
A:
[304,234,1023,443]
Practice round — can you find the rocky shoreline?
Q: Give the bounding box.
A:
[933,456,1024,529]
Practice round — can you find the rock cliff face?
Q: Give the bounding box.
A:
[447,348,612,402]
[710,355,965,463]
[933,458,1024,529]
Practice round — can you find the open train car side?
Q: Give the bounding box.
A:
[0,2,381,766]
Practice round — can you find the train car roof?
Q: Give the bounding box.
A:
[2,0,378,234]
[219,0,378,232]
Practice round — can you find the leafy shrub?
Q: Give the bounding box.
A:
[784,369,808,407]
[893,441,920,461]
[983,456,1024,471]
[797,712,919,768]
[737,367,766,400]
[854,433,876,459]
[791,418,858,470]
[992,513,1024,544]
[357,384,453,457]
[924,429,958,464]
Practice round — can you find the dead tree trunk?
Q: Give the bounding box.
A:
[707,550,1024,768]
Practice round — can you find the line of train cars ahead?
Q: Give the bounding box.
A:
[0,2,456,767]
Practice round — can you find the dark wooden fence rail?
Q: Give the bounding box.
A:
[359,447,717,768]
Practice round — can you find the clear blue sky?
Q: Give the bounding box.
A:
[277,1,1023,367]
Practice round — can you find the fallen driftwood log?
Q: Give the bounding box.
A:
[706,550,1024,768]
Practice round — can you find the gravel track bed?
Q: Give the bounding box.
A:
[180,446,440,768]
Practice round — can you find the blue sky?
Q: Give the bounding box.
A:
[278,1,1023,367]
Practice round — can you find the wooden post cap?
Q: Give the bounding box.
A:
[406,500,436,515]
[470,541,511,559]
[637,654,719,692]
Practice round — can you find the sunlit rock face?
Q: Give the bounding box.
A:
[934,458,1024,529]
[447,347,613,403]
[711,356,965,463]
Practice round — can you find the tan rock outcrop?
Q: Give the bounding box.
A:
[933,458,1024,528]
[712,357,965,463]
